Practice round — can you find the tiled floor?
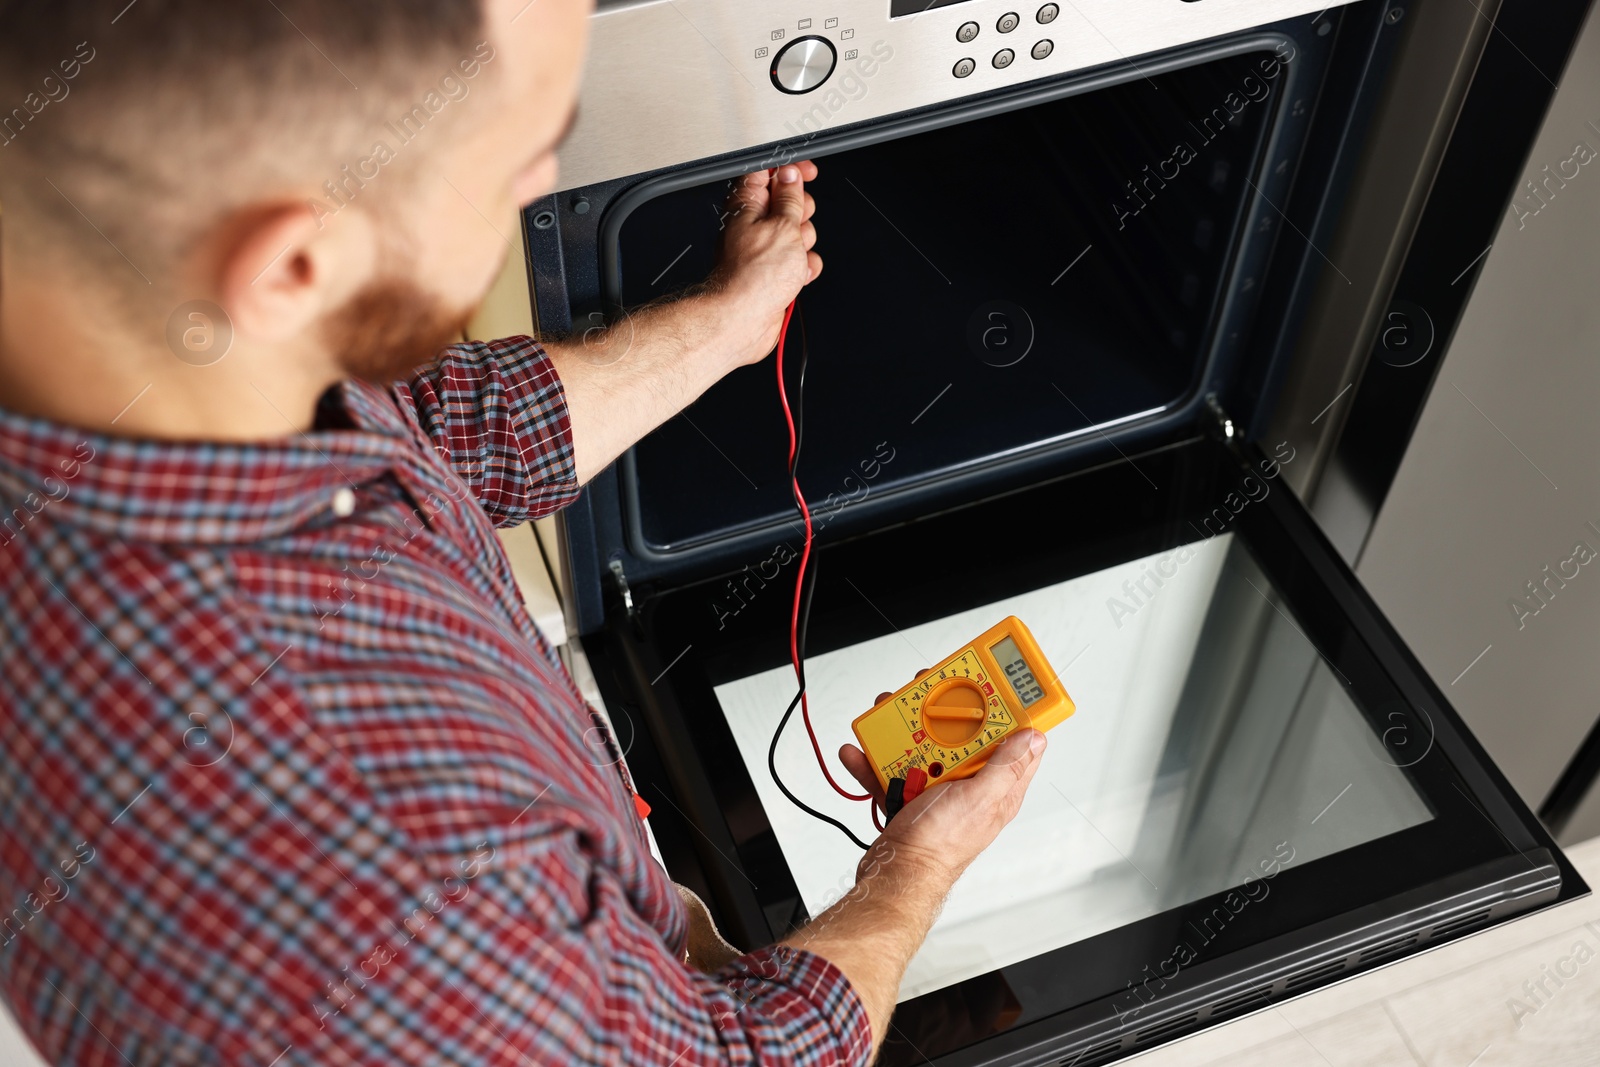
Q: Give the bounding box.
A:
[1128,836,1600,1066]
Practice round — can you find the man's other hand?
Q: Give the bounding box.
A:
[707,161,822,365]
[541,160,822,483]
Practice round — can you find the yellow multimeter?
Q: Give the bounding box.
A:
[851,616,1073,797]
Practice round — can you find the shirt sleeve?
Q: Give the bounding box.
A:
[395,336,580,527]
[352,836,876,1067]
[273,827,876,1067]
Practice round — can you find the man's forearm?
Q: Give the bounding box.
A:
[780,842,957,1055]
[541,288,760,485]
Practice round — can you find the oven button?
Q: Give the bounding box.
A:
[997,11,1020,32]
[953,57,976,77]
[1031,39,1053,59]
[770,34,838,94]
[993,47,1015,68]
[1037,3,1059,23]
[956,20,980,42]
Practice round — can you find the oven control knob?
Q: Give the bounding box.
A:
[770,34,837,94]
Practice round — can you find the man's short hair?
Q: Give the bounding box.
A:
[0,0,486,293]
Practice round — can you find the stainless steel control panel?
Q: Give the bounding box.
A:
[556,0,1355,190]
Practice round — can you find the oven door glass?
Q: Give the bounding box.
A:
[586,436,1579,1066]
[713,528,1431,1003]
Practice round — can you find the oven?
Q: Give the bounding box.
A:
[521,0,1594,1062]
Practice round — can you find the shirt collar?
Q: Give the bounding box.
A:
[0,381,418,545]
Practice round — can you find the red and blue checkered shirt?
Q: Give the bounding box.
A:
[0,337,871,1067]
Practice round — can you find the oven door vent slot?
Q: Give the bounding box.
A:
[1284,958,1349,990]
[1058,1037,1126,1067]
[1209,985,1274,1016]
[1358,934,1419,965]
[1429,909,1491,940]
[1134,1012,1200,1044]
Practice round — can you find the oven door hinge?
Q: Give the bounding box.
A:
[1204,393,1237,441]
[608,558,637,617]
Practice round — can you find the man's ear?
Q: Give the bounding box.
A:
[216,203,376,342]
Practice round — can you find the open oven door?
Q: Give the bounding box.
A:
[577,427,1583,1067]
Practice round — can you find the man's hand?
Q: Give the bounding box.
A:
[704,161,822,370]
[840,728,1047,886]
[839,670,1046,885]
[539,161,822,484]
[661,674,1045,1059]
[776,686,1047,1057]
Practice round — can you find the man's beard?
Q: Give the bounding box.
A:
[322,276,474,385]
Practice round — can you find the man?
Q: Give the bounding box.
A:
[0,1,1047,1064]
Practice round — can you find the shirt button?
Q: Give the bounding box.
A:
[332,488,356,518]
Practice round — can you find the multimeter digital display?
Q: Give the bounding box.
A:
[990,635,1045,707]
[851,616,1074,793]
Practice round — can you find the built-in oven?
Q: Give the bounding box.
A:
[522,0,1594,1062]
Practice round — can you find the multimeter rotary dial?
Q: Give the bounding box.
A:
[922,679,988,747]
[888,649,1021,781]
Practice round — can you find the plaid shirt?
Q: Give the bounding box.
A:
[0,337,870,1067]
